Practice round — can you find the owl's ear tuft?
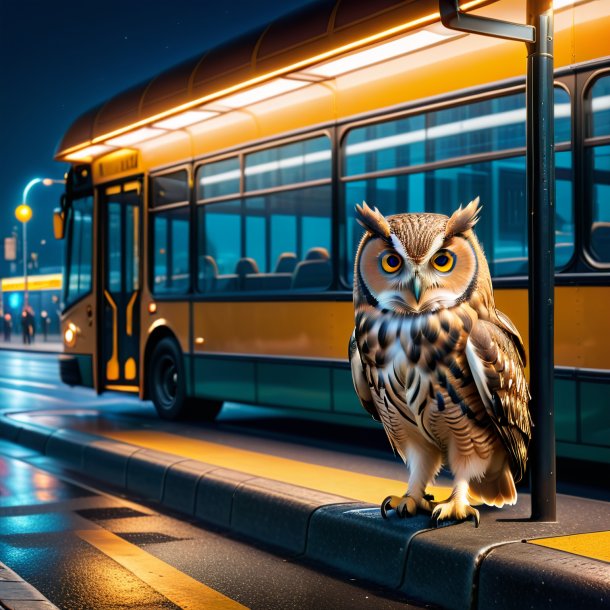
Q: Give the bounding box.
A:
[445,197,482,237]
[355,201,391,239]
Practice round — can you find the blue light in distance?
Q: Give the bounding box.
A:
[9,293,22,309]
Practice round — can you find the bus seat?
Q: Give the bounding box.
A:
[291,259,332,290]
[201,255,240,292]
[235,257,259,290]
[591,222,610,261]
[304,247,330,261]
[243,271,292,291]
[235,257,259,276]
[200,255,218,291]
[274,252,298,274]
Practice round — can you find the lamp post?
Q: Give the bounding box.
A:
[15,203,32,307]
[15,177,65,309]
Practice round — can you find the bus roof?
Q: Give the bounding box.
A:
[55,0,496,162]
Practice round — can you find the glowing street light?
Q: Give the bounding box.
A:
[15,204,32,223]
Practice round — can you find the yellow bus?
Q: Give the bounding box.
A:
[54,0,610,464]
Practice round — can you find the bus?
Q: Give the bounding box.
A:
[54,0,610,464]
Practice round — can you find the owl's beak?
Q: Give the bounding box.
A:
[410,274,422,303]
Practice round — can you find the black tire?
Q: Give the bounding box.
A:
[148,337,223,421]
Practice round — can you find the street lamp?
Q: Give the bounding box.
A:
[15,177,65,308]
[15,203,32,308]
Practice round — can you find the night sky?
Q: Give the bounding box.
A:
[0,0,315,277]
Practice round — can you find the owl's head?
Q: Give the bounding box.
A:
[354,198,489,315]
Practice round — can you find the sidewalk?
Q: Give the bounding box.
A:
[0,409,608,609]
[0,562,58,610]
[0,336,62,354]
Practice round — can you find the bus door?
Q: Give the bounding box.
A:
[100,180,142,390]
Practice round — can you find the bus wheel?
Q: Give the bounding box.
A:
[149,338,189,420]
[148,337,223,421]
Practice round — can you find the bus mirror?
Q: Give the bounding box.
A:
[53,208,65,240]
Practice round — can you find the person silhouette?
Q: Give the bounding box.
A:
[3,313,12,342]
[21,309,30,344]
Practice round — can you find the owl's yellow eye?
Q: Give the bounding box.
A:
[380,252,403,274]
[431,250,456,273]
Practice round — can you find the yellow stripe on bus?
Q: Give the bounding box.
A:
[77,529,246,610]
[528,530,610,563]
[100,429,451,504]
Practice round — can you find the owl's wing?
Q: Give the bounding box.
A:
[465,319,532,482]
[348,330,380,422]
[494,308,527,365]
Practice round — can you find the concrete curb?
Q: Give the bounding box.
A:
[0,562,59,610]
[0,343,62,355]
[1,411,608,610]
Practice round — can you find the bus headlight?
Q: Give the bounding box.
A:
[64,322,79,347]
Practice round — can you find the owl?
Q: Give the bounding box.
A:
[349,198,531,527]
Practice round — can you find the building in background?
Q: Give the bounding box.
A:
[0,270,62,337]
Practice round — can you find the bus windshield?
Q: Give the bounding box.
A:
[64,195,93,308]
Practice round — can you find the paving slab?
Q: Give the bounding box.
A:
[0,562,59,610]
[231,477,352,554]
[478,541,609,609]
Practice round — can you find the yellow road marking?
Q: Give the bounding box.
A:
[77,529,246,610]
[100,429,451,504]
[529,530,610,563]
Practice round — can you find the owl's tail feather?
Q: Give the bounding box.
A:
[468,464,517,508]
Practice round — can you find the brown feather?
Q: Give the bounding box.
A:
[445,197,482,237]
[355,202,391,240]
[467,319,531,482]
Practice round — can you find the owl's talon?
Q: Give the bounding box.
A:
[397,495,417,517]
[381,495,400,519]
[380,494,424,519]
[431,502,480,527]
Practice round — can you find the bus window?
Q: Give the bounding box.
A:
[64,195,93,307]
[152,169,189,207]
[344,115,426,177]
[245,187,332,290]
[197,157,240,200]
[150,171,190,295]
[587,75,610,263]
[343,87,573,283]
[198,199,242,292]
[107,204,122,293]
[245,136,331,191]
[198,187,333,293]
[197,135,333,294]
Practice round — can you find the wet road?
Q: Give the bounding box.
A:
[0,351,431,609]
[0,448,432,610]
[0,350,607,609]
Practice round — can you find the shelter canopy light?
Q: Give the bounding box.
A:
[305,30,454,78]
[57,0,580,162]
[61,24,457,161]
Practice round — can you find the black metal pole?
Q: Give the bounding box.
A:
[438,0,557,521]
[526,0,557,522]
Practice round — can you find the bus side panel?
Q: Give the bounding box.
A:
[191,300,354,410]
[495,286,610,463]
[493,286,610,370]
[193,300,353,360]
[555,286,610,370]
[191,356,256,404]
